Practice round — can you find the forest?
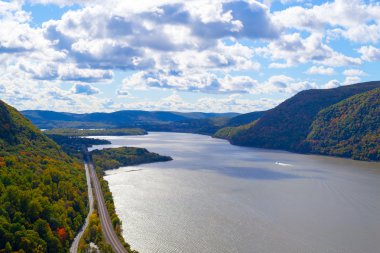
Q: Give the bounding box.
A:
[306,87,380,161]
[0,101,88,252]
[214,81,380,161]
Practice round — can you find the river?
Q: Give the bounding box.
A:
[90,132,380,253]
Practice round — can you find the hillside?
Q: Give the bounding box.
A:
[225,111,266,127]
[22,110,239,130]
[227,81,380,151]
[0,100,87,252]
[214,120,259,140]
[305,88,380,161]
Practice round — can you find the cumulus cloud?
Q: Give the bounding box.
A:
[121,70,258,94]
[306,66,335,75]
[265,75,317,93]
[323,79,341,89]
[256,33,362,68]
[40,1,277,70]
[358,45,380,62]
[0,3,51,55]
[321,76,362,89]
[116,92,282,113]
[121,72,319,95]
[70,83,100,95]
[274,0,380,43]
[0,0,377,113]
[19,62,114,82]
[344,76,361,86]
[343,69,366,77]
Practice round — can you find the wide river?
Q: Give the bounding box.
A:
[90,132,380,253]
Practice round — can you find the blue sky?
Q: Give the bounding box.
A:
[0,0,379,113]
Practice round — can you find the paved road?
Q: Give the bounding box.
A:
[86,150,129,253]
[70,162,94,253]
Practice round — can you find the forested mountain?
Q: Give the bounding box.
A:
[214,81,380,161]
[22,110,239,129]
[0,100,87,252]
[305,87,380,161]
[223,81,380,151]
[224,111,266,127]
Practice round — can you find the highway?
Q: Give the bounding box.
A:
[70,163,94,253]
[86,150,129,253]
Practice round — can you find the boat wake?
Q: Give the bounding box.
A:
[275,162,293,167]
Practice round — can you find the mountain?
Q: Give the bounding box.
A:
[22,110,239,130]
[305,87,380,161]
[224,111,266,127]
[214,120,259,140]
[223,81,380,152]
[0,100,87,252]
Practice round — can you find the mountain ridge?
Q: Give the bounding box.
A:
[22,109,239,129]
[227,81,380,151]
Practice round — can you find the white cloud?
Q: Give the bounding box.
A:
[306,66,335,75]
[323,79,341,89]
[19,62,114,82]
[116,92,282,113]
[0,0,379,113]
[358,45,380,62]
[343,69,366,77]
[265,75,317,93]
[121,70,258,94]
[274,0,380,43]
[343,76,361,86]
[256,33,361,68]
[121,72,319,95]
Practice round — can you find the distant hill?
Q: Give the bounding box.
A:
[305,87,380,161]
[157,117,231,135]
[22,110,239,130]
[224,81,380,152]
[0,100,87,252]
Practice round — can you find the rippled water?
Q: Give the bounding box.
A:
[90,132,380,253]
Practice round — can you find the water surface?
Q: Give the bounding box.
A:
[91,132,380,253]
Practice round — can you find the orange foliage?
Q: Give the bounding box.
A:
[0,157,5,167]
[57,227,67,241]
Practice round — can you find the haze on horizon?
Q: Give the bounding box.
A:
[0,0,379,113]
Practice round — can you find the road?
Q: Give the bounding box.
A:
[70,162,94,253]
[86,150,129,253]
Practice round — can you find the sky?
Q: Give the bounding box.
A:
[0,0,379,113]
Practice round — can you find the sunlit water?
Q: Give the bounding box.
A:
[90,132,380,253]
